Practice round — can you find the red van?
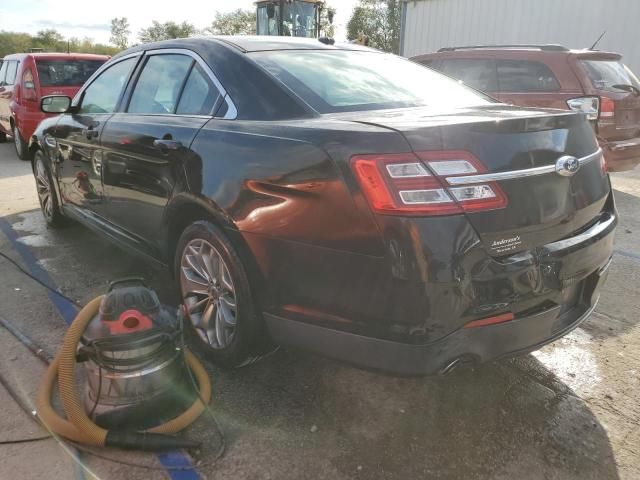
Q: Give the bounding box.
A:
[0,53,108,160]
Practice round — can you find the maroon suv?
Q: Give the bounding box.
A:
[412,45,640,171]
[0,53,108,160]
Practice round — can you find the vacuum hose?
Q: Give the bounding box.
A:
[36,296,211,450]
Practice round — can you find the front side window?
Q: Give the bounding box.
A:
[496,59,560,92]
[79,57,137,114]
[252,51,493,114]
[438,58,498,92]
[128,54,193,114]
[176,64,220,115]
[0,61,7,85]
[36,60,104,87]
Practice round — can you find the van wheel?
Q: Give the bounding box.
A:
[0,131,6,143]
[175,221,265,367]
[33,151,65,227]
[13,125,33,161]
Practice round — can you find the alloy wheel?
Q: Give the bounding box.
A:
[180,238,237,349]
[35,158,53,219]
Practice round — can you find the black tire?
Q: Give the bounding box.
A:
[33,151,65,228]
[0,131,6,143]
[175,221,265,367]
[13,124,33,161]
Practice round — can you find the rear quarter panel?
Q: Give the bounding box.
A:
[185,118,409,329]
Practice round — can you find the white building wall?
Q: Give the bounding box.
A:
[401,0,640,74]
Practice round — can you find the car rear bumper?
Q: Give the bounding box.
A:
[602,136,640,171]
[265,210,616,376]
[266,259,610,376]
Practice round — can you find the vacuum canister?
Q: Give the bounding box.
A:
[78,278,193,430]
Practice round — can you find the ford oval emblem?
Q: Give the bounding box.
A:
[555,156,580,176]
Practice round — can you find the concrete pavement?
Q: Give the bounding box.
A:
[0,141,638,479]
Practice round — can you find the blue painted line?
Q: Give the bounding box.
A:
[0,217,200,480]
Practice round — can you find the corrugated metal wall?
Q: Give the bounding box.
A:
[401,0,640,73]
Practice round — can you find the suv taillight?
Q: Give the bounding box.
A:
[350,151,507,216]
[22,69,36,101]
[599,96,616,121]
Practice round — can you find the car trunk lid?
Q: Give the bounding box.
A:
[340,105,610,256]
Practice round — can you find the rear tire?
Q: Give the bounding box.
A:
[13,124,33,161]
[175,221,265,367]
[0,131,6,143]
[33,151,65,228]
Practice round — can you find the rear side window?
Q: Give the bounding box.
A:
[438,58,498,92]
[128,54,193,114]
[5,61,18,85]
[496,59,560,92]
[580,59,640,93]
[80,57,137,114]
[36,60,104,87]
[176,64,220,115]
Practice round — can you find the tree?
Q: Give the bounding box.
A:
[34,29,65,51]
[110,17,130,49]
[346,0,401,53]
[138,21,199,43]
[207,9,256,35]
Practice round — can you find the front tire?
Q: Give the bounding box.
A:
[33,151,65,227]
[0,131,6,143]
[13,124,33,161]
[175,221,264,367]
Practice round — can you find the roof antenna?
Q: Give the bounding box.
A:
[590,31,606,50]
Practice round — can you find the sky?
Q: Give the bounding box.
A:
[0,0,361,44]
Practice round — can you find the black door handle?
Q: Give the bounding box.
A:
[153,139,182,152]
[82,125,99,140]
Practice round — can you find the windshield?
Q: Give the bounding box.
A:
[36,59,105,87]
[252,50,493,113]
[580,59,640,93]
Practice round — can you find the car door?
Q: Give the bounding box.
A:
[54,55,139,219]
[100,50,224,250]
[0,59,18,134]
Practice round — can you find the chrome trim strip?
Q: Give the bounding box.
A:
[446,148,602,186]
[144,47,237,120]
[543,212,615,253]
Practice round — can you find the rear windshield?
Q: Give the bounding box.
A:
[580,59,640,93]
[251,50,493,113]
[36,59,105,87]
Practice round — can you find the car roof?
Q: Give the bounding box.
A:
[115,35,376,57]
[413,45,622,61]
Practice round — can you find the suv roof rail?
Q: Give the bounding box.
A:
[438,44,569,52]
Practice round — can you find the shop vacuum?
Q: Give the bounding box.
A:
[36,279,212,451]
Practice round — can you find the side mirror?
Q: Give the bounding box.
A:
[41,95,72,114]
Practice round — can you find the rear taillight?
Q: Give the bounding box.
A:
[599,96,615,120]
[350,151,507,216]
[22,69,36,101]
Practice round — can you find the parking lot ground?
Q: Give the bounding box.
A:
[0,141,638,480]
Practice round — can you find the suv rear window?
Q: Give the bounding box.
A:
[580,59,640,93]
[496,59,560,92]
[36,59,104,87]
[251,50,493,114]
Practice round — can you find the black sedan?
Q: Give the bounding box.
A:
[30,36,616,375]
